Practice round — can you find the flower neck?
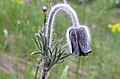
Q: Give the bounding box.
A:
[46,4,80,47]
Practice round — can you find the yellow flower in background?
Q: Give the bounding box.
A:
[11,0,25,5]
[108,23,120,33]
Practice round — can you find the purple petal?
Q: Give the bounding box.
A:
[68,26,92,57]
[77,27,92,53]
[69,29,80,57]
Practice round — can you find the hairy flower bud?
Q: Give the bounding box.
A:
[42,6,47,13]
[67,26,92,57]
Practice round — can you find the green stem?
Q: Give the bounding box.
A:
[34,65,39,79]
[76,0,86,79]
[76,57,80,79]
[43,12,47,34]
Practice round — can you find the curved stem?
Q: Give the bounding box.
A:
[45,4,80,47]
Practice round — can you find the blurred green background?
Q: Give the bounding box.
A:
[0,0,120,79]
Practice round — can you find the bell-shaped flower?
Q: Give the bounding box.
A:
[67,26,92,57]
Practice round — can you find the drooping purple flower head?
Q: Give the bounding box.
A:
[67,26,92,57]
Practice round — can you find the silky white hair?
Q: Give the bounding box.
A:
[66,25,91,53]
[45,3,91,54]
[45,4,80,47]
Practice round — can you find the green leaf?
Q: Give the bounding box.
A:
[59,54,71,60]
[31,51,44,56]
[32,37,40,49]
[60,65,69,79]
[51,47,57,64]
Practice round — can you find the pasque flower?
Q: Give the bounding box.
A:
[32,2,92,79]
[46,4,92,57]
[67,26,92,57]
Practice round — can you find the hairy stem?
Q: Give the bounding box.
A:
[45,4,80,47]
[42,76,45,79]
[41,69,48,79]
[43,12,47,34]
[63,0,68,4]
